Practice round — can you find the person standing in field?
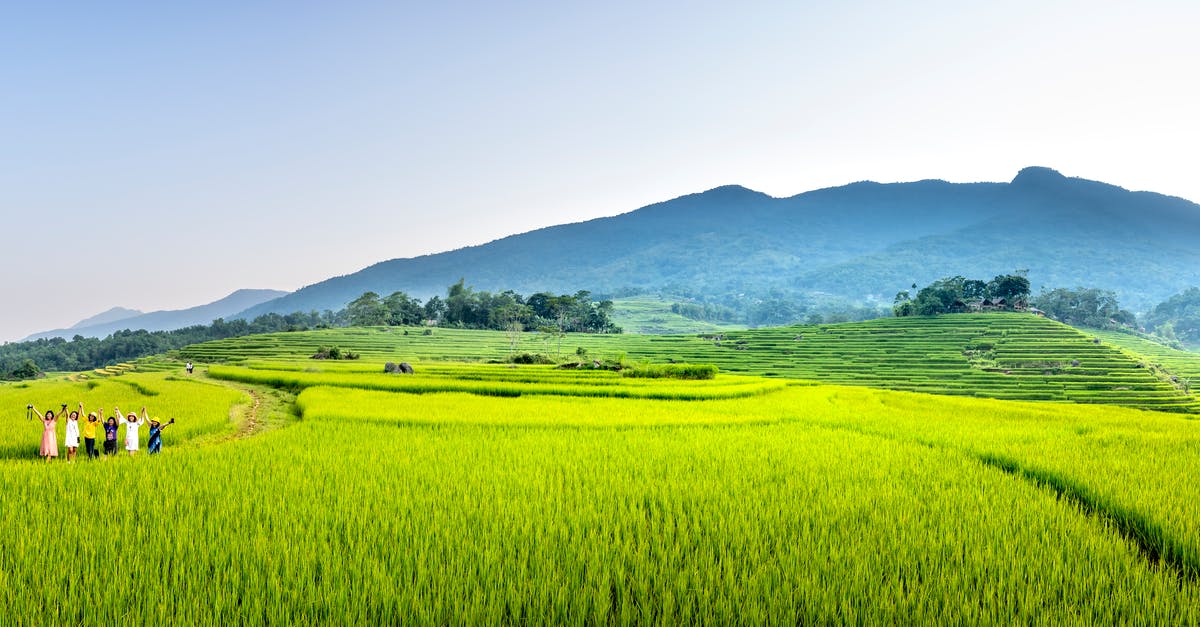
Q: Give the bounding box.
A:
[63,405,82,462]
[146,418,175,454]
[30,404,60,461]
[102,412,120,457]
[185,362,194,375]
[83,406,101,459]
[114,405,147,456]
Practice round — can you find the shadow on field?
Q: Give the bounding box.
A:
[976,453,1200,581]
[813,421,1200,583]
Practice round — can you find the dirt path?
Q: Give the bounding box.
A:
[237,387,263,437]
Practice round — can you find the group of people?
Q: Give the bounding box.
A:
[30,403,175,462]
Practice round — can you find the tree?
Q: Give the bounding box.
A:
[423,296,445,323]
[496,303,531,354]
[444,279,478,327]
[987,274,1031,304]
[961,280,988,301]
[537,325,565,359]
[383,291,423,326]
[9,359,42,380]
[346,292,388,326]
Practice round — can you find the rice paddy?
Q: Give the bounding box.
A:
[4,315,1200,623]
[181,313,1200,412]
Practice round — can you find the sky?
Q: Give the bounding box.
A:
[2,0,1198,342]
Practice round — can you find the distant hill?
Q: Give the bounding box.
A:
[25,289,289,341]
[236,167,1200,319]
[71,307,143,329]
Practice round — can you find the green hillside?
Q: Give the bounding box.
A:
[609,296,744,334]
[1089,329,1200,383]
[180,313,1199,412]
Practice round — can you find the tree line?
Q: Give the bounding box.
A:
[344,279,622,334]
[892,274,1147,333]
[0,311,338,381]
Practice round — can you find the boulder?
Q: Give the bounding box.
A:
[399,362,415,375]
[384,362,399,374]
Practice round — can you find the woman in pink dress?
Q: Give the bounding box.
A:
[31,404,60,461]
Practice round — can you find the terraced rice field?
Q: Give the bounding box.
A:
[1090,329,1200,383]
[181,314,1199,412]
[4,355,1200,623]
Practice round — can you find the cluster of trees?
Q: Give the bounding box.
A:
[0,311,340,381]
[345,280,622,334]
[893,274,1031,317]
[1032,288,1136,329]
[1143,287,1200,347]
[670,302,739,324]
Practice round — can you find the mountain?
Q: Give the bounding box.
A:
[236,167,1200,319]
[25,289,289,341]
[71,307,143,329]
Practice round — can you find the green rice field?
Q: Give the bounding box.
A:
[4,316,1200,623]
[181,313,1200,412]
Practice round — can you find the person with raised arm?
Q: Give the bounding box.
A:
[30,403,61,461]
[63,403,82,462]
[146,417,176,454]
[113,405,147,456]
[101,408,120,457]
[82,403,101,460]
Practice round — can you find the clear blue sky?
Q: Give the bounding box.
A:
[3,1,1198,341]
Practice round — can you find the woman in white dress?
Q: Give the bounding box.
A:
[63,403,83,462]
[113,405,147,456]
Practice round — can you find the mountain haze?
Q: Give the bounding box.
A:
[237,168,1200,319]
[71,307,143,329]
[26,289,289,341]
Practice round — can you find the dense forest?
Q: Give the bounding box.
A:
[1143,287,1200,347]
[0,281,620,380]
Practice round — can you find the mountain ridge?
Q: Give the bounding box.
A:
[71,307,144,329]
[230,167,1200,319]
[25,289,289,341]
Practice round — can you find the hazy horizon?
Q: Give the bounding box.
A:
[4,1,1199,342]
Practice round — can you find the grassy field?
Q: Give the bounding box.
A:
[0,372,251,460]
[2,358,1200,623]
[5,317,1200,622]
[180,313,1199,412]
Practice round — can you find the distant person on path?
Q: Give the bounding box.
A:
[30,404,60,461]
[114,405,147,456]
[63,405,82,462]
[102,412,120,456]
[83,407,101,459]
[146,418,175,454]
[186,362,194,375]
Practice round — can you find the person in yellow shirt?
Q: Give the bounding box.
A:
[82,404,100,460]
